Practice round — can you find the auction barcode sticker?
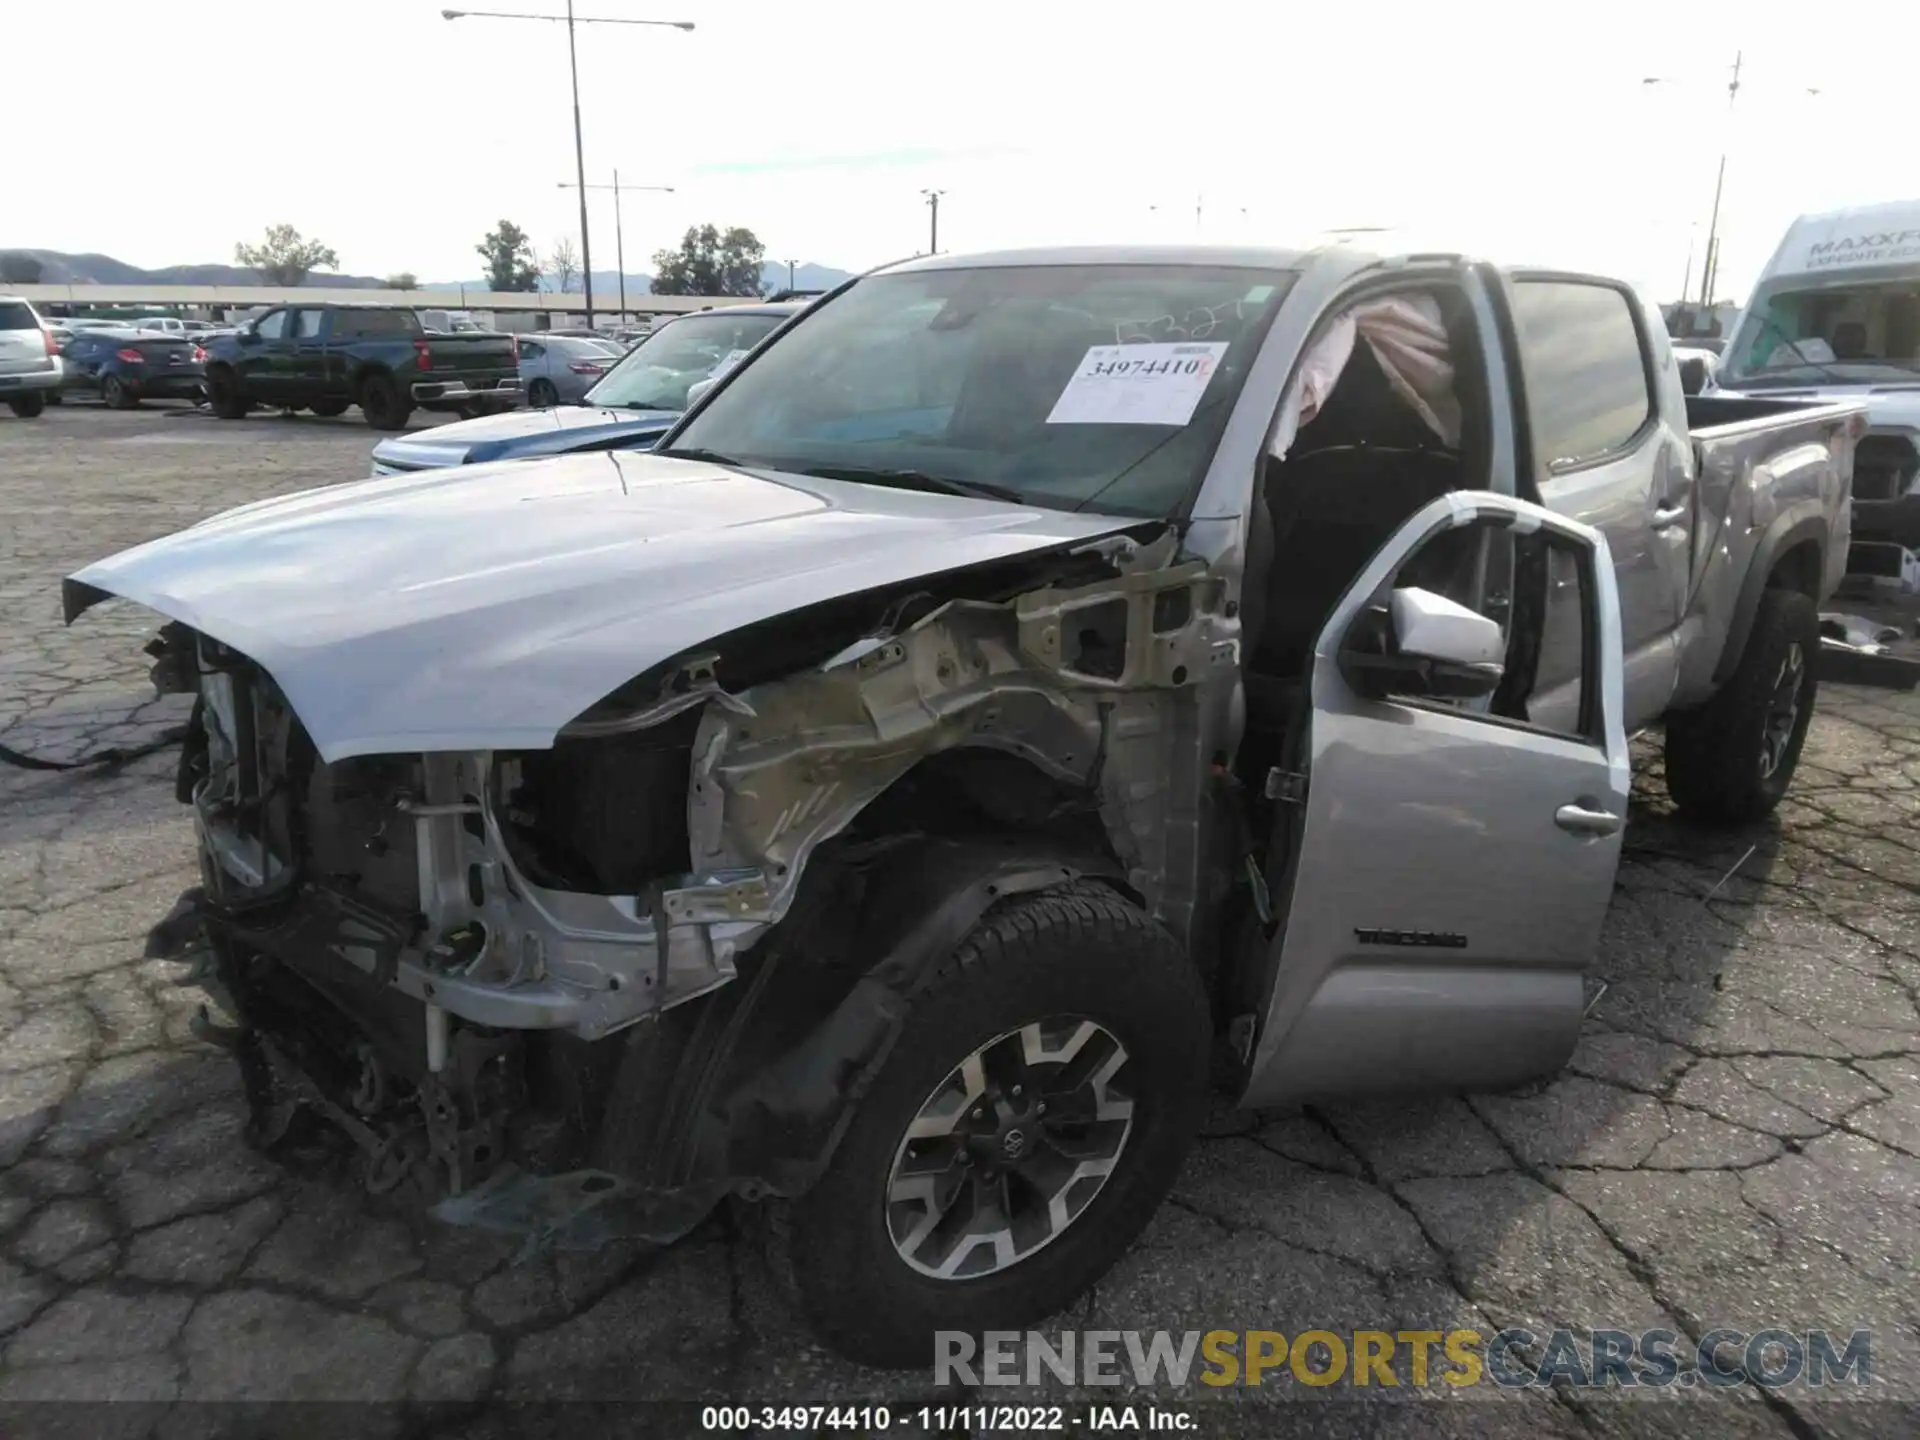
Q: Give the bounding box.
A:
[1045,341,1229,427]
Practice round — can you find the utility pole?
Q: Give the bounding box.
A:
[922,189,945,254]
[441,8,693,322]
[1698,49,1742,308]
[558,173,674,324]
[563,0,593,325]
[787,259,797,291]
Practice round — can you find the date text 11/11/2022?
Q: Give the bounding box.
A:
[699,1405,1194,1431]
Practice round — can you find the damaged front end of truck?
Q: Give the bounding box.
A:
[75,514,1233,1252]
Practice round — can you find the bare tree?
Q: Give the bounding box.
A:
[545,237,581,294]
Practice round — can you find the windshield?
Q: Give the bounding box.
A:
[584,311,786,410]
[664,264,1293,516]
[1722,278,1920,385]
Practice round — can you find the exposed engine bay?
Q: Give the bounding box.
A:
[139,522,1241,1243]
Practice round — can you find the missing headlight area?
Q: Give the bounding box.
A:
[142,525,1230,1237]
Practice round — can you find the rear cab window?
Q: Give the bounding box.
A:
[1508,279,1654,473]
[333,309,419,340]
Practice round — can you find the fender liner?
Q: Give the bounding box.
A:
[703,836,1126,1197]
[1712,511,1829,687]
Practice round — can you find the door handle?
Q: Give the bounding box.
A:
[1650,503,1688,528]
[1555,803,1623,837]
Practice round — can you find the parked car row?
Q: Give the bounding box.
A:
[4,296,800,429]
[62,239,1865,1369]
[371,300,802,471]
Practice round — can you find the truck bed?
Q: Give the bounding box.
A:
[1684,392,1862,434]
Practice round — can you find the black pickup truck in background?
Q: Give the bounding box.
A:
[202,304,520,430]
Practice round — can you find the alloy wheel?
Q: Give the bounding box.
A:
[884,1016,1134,1281]
[1759,641,1806,779]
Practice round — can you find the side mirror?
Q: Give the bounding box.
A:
[1340,586,1505,701]
[1678,355,1709,396]
[236,327,259,345]
[685,377,718,407]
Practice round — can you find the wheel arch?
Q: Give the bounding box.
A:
[593,830,1130,1207]
[1713,512,1830,686]
[350,360,394,392]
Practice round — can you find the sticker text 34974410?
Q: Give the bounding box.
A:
[1045,341,1230,427]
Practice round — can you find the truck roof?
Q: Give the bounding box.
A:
[884,243,1317,274]
[1752,198,1920,286]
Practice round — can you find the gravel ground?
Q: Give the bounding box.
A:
[1,404,1917,1437]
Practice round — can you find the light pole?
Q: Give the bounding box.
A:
[442,7,693,325]
[1643,54,1818,307]
[559,172,673,322]
[921,189,945,254]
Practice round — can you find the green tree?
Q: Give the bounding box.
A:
[476,220,540,293]
[233,225,339,285]
[649,225,766,297]
[384,272,420,291]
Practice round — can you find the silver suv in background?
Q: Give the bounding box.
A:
[0,296,62,418]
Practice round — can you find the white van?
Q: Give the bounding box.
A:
[1715,199,1920,552]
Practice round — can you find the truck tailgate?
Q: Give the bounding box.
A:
[416,332,518,379]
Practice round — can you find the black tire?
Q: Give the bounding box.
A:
[102,375,137,410]
[206,368,248,420]
[527,378,558,409]
[772,882,1210,1368]
[309,399,350,418]
[357,372,412,431]
[6,392,47,418]
[1664,587,1821,825]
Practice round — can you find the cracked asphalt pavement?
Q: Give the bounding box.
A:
[1,404,1917,1436]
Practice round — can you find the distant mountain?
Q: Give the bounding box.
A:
[0,248,388,288]
[3,248,856,298]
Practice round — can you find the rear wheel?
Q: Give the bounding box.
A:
[205,368,248,420]
[527,378,559,409]
[101,375,137,409]
[770,883,1210,1368]
[6,392,47,418]
[357,372,413,431]
[1664,587,1821,825]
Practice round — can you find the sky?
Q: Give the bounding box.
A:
[8,0,1917,302]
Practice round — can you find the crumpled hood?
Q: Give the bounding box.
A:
[65,451,1139,763]
[370,405,680,470]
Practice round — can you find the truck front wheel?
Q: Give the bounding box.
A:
[205,368,248,420]
[1664,587,1821,825]
[770,883,1210,1368]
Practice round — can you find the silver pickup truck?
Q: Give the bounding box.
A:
[64,243,1863,1368]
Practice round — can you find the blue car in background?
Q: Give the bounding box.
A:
[368,301,804,476]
